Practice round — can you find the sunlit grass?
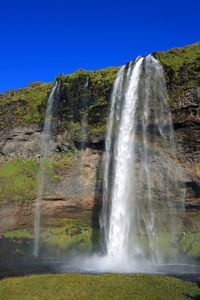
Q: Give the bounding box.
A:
[0,273,199,299]
[5,230,33,239]
[0,152,77,204]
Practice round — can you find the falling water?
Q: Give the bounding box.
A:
[33,82,59,257]
[100,55,185,267]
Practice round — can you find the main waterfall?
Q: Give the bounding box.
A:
[98,55,185,268]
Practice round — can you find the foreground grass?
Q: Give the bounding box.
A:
[0,273,200,299]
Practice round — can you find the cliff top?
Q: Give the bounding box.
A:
[0,42,199,129]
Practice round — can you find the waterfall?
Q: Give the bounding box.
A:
[33,82,59,257]
[100,55,185,266]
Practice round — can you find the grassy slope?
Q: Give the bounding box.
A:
[0,81,54,128]
[158,41,200,70]
[157,41,200,100]
[0,273,199,300]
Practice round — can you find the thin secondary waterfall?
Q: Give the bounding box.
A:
[33,82,59,257]
[100,55,185,266]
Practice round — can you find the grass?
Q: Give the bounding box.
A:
[3,209,200,258]
[0,151,77,204]
[4,225,200,260]
[0,159,38,203]
[56,66,119,85]
[4,230,33,239]
[2,227,192,259]
[0,223,100,261]
[180,232,200,257]
[157,41,200,101]
[135,232,178,257]
[158,41,200,71]
[41,224,93,252]
[0,81,54,128]
[0,273,200,299]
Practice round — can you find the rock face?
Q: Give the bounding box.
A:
[173,87,200,183]
[0,42,200,243]
[0,127,42,158]
[156,43,200,206]
[0,147,103,233]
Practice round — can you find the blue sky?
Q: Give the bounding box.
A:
[0,0,199,92]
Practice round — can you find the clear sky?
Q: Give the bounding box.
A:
[0,0,199,92]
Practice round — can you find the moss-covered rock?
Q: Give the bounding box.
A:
[0,151,77,205]
[155,41,200,99]
[57,67,119,143]
[0,159,38,204]
[0,81,54,129]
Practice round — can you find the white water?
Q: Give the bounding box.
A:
[98,55,185,269]
[33,82,59,257]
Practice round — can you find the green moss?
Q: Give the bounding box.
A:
[57,66,120,138]
[0,152,77,204]
[0,159,38,203]
[135,232,178,257]
[51,151,77,170]
[87,123,107,141]
[56,66,119,84]
[41,224,94,252]
[156,41,200,101]
[157,42,200,70]
[5,230,33,239]
[51,175,61,182]
[180,232,200,257]
[0,81,54,127]
[0,273,200,299]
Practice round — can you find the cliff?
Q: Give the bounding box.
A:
[0,41,200,259]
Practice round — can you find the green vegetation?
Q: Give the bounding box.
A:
[0,66,119,140]
[158,42,200,71]
[0,81,54,128]
[41,224,93,253]
[56,66,119,85]
[0,151,77,204]
[57,66,119,141]
[5,222,200,259]
[0,273,200,299]
[136,232,178,257]
[157,41,200,99]
[0,159,38,203]
[0,42,199,134]
[5,230,33,239]
[1,221,99,259]
[180,232,200,257]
